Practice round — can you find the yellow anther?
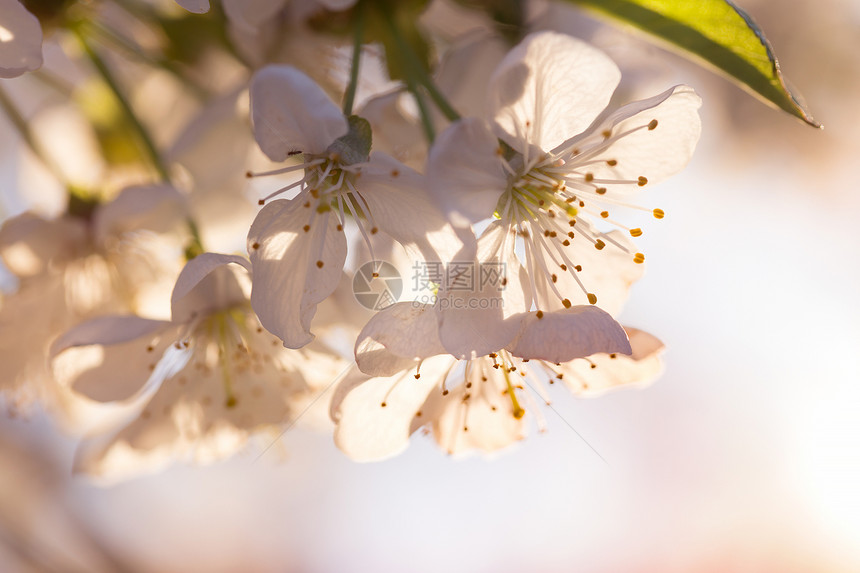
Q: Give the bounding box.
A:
[629,228,643,237]
[587,293,597,305]
[584,173,594,182]
[653,208,665,219]
[562,298,571,308]
[594,240,606,250]
[316,260,324,268]
[638,176,648,186]
[606,159,617,166]
[633,253,645,264]
[600,211,609,218]
[536,310,544,319]
[648,119,658,130]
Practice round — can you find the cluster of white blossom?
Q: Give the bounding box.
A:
[0,0,700,477]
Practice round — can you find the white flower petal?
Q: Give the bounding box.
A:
[355,302,446,377]
[317,0,357,11]
[531,223,644,316]
[0,213,87,278]
[332,355,455,462]
[248,196,347,348]
[428,118,508,226]
[489,31,620,152]
[559,85,703,191]
[170,252,251,323]
[0,0,42,78]
[359,90,427,170]
[437,222,531,358]
[173,0,209,14]
[250,65,348,159]
[509,306,631,363]
[436,35,508,120]
[222,0,287,31]
[557,327,664,396]
[359,152,465,264]
[50,316,177,402]
[93,184,188,244]
[420,356,525,456]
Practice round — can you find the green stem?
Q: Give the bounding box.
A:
[381,8,460,123]
[342,0,366,116]
[411,86,436,142]
[73,25,171,182]
[379,9,436,141]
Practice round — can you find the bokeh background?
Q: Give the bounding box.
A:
[1,0,859,571]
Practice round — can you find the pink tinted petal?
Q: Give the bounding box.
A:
[509,306,631,362]
[557,327,664,396]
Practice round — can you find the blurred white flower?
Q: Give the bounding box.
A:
[51,252,347,480]
[332,299,663,460]
[247,65,460,348]
[0,0,42,79]
[0,185,188,417]
[428,31,701,317]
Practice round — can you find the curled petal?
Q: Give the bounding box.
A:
[248,196,347,348]
[489,31,620,152]
[557,327,664,396]
[355,302,446,377]
[0,0,42,78]
[170,253,251,323]
[250,65,348,159]
[508,306,631,363]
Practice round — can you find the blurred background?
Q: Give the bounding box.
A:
[1,0,859,571]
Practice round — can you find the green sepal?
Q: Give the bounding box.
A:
[327,115,373,165]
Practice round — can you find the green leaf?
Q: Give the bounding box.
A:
[565,0,820,127]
